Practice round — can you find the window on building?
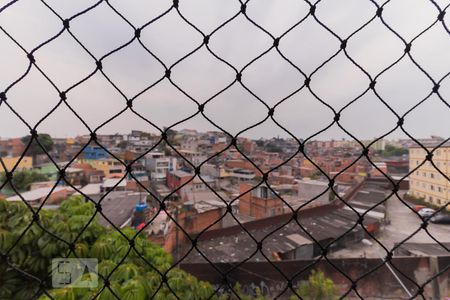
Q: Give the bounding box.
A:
[430,173,434,179]
[430,185,434,191]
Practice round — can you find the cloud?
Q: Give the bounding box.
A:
[0,0,448,140]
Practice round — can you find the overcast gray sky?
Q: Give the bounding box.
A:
[0,0,449,141]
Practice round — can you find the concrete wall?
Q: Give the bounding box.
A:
[181,256,449,299]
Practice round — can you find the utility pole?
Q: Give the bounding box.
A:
[174,206,179,262]
[361,239,412,298]
[429,256,440,300]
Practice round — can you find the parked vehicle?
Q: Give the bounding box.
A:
[418,208,435,219]
[413,205,426,212]
[430,213,450,224]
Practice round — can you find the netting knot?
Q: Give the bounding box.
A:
[291,210,298,220]
[59,169,66,178]
[304,77,310,87]
[203,35,209,45]
[30,129,38,137]
[230,137,237,146]
[160,202,166,210]
[90,132,97,140]
[63,19,70,29]
[273,37,280,47]
[298,143,304,152]
[369,80,376,89]
[268,107,274,117]
[376,7,383,17]
[385,252,392,260]
[0,92,6,101]
[426,153,433,161]
[256,241,263,250]
[362,147,369,156]
[59,91,66,100]
[340,39,347,50]
[129,239,135,247]
[404,43,411,53]
[421,221,428,229]
[192,239,197,247]
[333,113,340,122]
[173,0,179,8]
[32,214,39,222]
[96,203,102,212]
[438,11,446,21]
[198,103,205,112]
[322,248,328,256]
[103,279,110,287]
[287,280,293,289]
[27,53,35,63]
[236,72,242,82]
[226,204,232,213]
[165,69,171,78]
[126,165,132,173]
[392,185,399,193]
[194,167,200,175]
[134,28,141,38]
[5,172,13,180]
[397,118,404,126]
[309,5,316,15]
[127,99,133,108]
[262,173,268,181]
[358,216,364,224]
[69,243,75,252]
[432,84,440,93]
[96,61,102,70]
[328,179,335,188]
[240,3,246,13]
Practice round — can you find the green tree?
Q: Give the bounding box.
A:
[380,145,408,157]
[21,133,54,165]
[291,270,337,300]
[0,169,48,192]
[0,196,216,300]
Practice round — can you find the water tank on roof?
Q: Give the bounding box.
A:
[135,202,148,212]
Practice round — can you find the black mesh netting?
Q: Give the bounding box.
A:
[0,0,449,299]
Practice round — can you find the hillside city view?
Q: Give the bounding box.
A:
[0,0,449,299]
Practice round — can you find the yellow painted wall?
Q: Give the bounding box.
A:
[0,156,33,173]
[409,147,450,210]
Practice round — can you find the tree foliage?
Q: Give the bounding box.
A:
[291,270,337,300]
[380,145,408,157]
[0,169,49,192]
[0,196,217,300]
[21,133,54,159]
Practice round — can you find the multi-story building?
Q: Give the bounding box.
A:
[0,156,33,172]
[145,152,177,181]
[409,142,450,209]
